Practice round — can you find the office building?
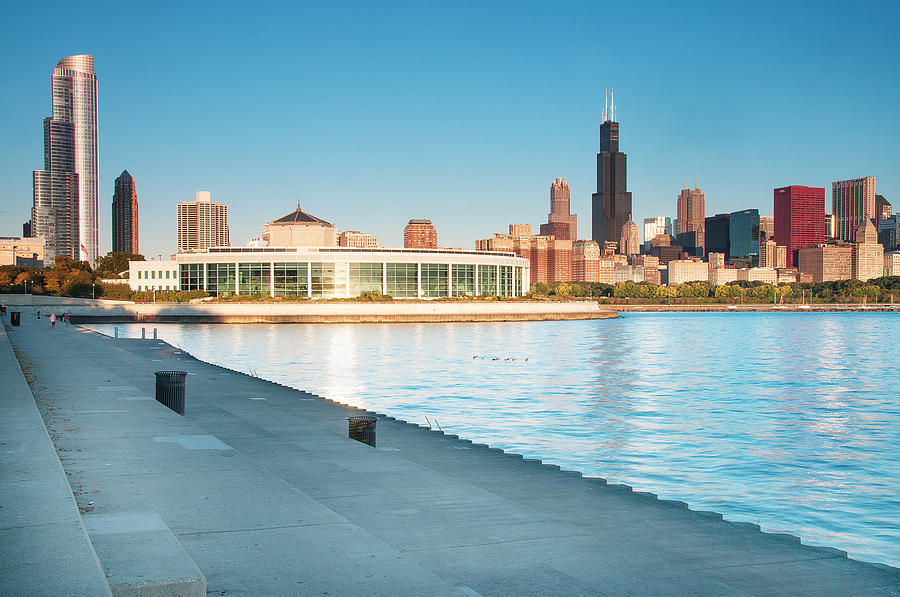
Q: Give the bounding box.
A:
[22,220,32,238]
[759,239,787,269]
[759,216,775,242]
[676,187,705,256]
[878,215,899,251]
[708,252,726,270]
[404,219,437,249]
[591,91,632,251]
[572,240,600,282]
[825,213,835,238]
[730,209,760,264]
[127,247,528,298]
[338,231,378,248]
[177,191,230,252]
[832,177,875,242]
[476,225,570,284]
[774,185,825,268]
[884,252,900,277]
[632,255,661,285]
[643,216,673,249]
[709,267,738,286]
[112,170,139,254]
[32,55,99,262]
[852,219,883,281]
[667,259,709,285]
[540,178,577,240]
[620,220,639,256]
[798,244,852,283]
[737,267,777,285]
[704,213,730,258]
[875,195,891,226]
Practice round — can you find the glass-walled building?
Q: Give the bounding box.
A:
[129,247,529,298]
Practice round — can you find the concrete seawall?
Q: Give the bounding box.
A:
[3,319,899,595]
[0,296,616,323]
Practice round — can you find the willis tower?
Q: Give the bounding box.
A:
[591,91,632,250]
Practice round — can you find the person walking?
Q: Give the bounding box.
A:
[64,313,70,325]
[49,313,56,328]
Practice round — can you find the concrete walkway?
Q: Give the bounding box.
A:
[3,318,899,596]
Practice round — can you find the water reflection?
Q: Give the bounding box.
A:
[86,312,899,567]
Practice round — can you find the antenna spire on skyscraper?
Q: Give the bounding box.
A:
[611,88,615,121]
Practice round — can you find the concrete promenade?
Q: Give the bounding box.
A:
[3,318,900,595]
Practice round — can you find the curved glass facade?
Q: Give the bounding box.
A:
[155,247,529,298]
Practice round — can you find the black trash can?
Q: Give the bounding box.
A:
[154,371,187,415]
[0,305,6,315]
[348,415,377,447]
[10,312,21,326]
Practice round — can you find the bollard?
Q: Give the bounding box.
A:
[154,371,187,415]
[115,327,119,339]
[11,312,21,326]
[347,415,378,447]
[0,304,5,315]
[142,327,146,339]
[153,328,158,340]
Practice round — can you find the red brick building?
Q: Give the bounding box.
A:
[403,219,437,249]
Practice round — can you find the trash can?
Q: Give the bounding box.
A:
[347,415,377,447]
[154,371,187,415]
[0,305,6,315]
[10,312,21,326]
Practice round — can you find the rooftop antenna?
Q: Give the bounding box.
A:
[604,89,608,122]
[611,88,615,121]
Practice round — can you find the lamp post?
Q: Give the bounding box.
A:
[92,282,95,299]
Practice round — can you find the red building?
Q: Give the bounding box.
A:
[403,219,437,249]
[774,186,825,268]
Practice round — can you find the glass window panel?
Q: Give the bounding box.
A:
[205,263,235,296]
[478,264,497,296]
[274,262,308,297]
[451,264,475,297]
[386,263,418,298]
[179,263,204,291]
[421,263,448,298]
[349,262,383,296]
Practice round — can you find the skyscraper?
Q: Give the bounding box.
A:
[875,194,891,226]
[32,55,99,263]
[112,170,139,254]
[540,178,577,240]
[774,185,825,268]
[620,220,639,257]
[177,191,229,252]
[729,208,760,264]
[832,177,875,243]
[591,91,632,251]
[676,187,705,256]
[704,213,730,258]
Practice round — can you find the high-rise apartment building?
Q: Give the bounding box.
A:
[676,187,705,256]
[832,177,875,242]
[404,219,437,248]
[32,55,99,263]
[591,92,632,251]
[774,186,825,268]
[112,170,139,254]
[177,191,229,252]
[476,224,571,284]
[539,178,577,240]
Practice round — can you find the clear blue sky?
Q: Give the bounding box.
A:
[2,0,898,258]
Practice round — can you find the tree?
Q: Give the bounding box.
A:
[95,251,145,278]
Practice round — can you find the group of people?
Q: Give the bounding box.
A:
[38,311,69,328]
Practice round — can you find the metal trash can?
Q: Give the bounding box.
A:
[0,305,6,315]
[154,371,187,415]
[10,312,21,326]
[347,415,377,447]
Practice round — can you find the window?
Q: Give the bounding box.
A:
[349,263,382,296]
[238,263,270,295]
[421,263,448,298]
[478,265,497,296]
[310,262,346,298]
[274,263,308,297]
[206,263,235,296]
[386,263,417,298]
[451,264,475,297]
[499,265,513,296]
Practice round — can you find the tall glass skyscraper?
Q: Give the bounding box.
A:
[591,92,632,252]
[32,55,99,263]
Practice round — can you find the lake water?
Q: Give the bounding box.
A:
[85,312,900,568]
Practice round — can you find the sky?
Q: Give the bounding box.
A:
[2,0,898,259]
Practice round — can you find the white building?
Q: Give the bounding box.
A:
[128,246,529,298]
[667,259,709,285]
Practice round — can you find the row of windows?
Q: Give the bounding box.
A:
[136,270,176,280]
[177,262,523,298]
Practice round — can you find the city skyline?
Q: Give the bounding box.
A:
[1,2,898,260]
